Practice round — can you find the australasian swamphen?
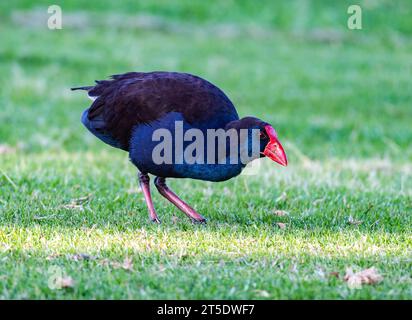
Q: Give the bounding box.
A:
[72,72,287,223]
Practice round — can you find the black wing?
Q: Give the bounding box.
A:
[73,72,239,150]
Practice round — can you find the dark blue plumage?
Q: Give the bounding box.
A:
[129,112,244,182]
[73,71,287,223]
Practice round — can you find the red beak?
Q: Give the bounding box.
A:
[262,125,288,166]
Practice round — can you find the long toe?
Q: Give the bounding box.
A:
[151,217,161,224]
[191,217,207,224]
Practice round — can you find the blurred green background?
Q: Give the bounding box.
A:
[1,0,411,159]
[0,0,411,299]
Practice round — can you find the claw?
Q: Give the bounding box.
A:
[151,217,161,224]
[192,218,207,225]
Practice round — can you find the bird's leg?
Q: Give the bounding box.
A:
[154,177,206,223]
[138,173,161,224]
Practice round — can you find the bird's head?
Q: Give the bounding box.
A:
[226,117,288,166]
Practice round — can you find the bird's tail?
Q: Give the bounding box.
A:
[71,86,94,91]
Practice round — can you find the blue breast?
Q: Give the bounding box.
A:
[129,112,244,181]
[81,108,123,149]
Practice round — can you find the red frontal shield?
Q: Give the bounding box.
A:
[262,125,288,166]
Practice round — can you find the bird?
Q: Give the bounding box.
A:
[72,71,287,224]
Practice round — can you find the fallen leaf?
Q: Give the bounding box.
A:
[329,271,340,279]
[59,276,75,288]
[277,222,287,229]
[344,267,383,288]
[273,210,289,217]
[0,144,16,155]
[122,257,133,271]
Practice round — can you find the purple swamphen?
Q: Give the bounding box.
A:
[72,72,287,223]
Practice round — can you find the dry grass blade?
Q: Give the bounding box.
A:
[253,289,270,298]
[348,215,363,225]
[72,194,93,204]
[59,194,93,211]
[0,169,18,190]
[273,210,289,217]
[171,215,179,224]
[275,192,287,203]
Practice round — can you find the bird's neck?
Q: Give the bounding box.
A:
[216,122,260,167]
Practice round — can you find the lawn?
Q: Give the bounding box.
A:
[0,0,411,299]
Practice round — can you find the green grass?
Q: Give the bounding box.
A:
[0,0,411,299]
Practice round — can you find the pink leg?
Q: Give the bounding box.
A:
[154,177,206,223]
[138,173,161,223]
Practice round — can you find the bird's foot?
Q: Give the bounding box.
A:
[151,216,161,224]
[191,217,207,225]
[154,177,208,224]
[184,207,207,224]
